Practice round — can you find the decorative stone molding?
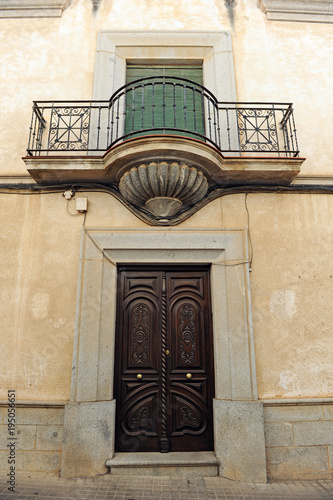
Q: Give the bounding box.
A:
[0,0,72,18]
[119,162,208,218]
[93,31,237,103]
[258,0,333,23]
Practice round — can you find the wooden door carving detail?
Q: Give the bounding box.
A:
[115,267,214,453]
[131,303,150,365]
[179,303,197,365]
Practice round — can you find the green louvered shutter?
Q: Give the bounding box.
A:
[125,65,204,139]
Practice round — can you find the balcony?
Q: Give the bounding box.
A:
[23,77,304,220]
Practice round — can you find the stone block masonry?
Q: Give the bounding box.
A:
[0,404,64,473]
[264,402,333,480]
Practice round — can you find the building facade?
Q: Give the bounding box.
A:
[1,0,333,482]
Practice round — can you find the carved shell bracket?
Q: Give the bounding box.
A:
[119,161,208,220]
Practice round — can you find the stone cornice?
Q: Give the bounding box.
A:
[0,0,72,18]
[258,0,333,23]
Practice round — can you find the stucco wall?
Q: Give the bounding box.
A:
[0,0,332,175]
[1,193,333,403]
[1,0,333,481]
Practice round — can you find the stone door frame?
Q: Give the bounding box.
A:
[61,228,267,482]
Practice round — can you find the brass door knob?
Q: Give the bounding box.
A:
[137,374,143,380]
[166,350,170,355]
[186,373,192,379]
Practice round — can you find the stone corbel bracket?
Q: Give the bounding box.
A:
[258,0,333,23]
[0,0,72,18]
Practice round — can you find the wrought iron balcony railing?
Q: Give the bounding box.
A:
[27,76,299,157]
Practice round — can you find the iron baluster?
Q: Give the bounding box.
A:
[141,83,144,131]
[36,106,45,155]
[238,108,245,151]
[280,104,293,155]
[240,107,249,152]
[110,101,115,146]
[254,109,259,151]
[28,102,37,155]
[234,104,241,152]
[287,118,291,157]
[280,103,292,128]
[212,99,218,146]
[162,77,166,131]
[271,104,280,157]
[173,83,177,128]
[192,86,197,133]
[32,104,39,155]
[291,108,299,157]
[183,84,187,130]
[47,102,55,155]
[201,91,205,141]
[107,103,111,149]
[96,106,102,150]
[241,107,248,152]
[34,107,40,154]
[86,105,91,152]
[67,107,72,150]
[131,86,135,133]
[281,117,288,156]
[226,107,231,151]
[116,95,120,141]
[288,114,294,157]
[215,100,221,149]
[207,99,212,140]
[282,106,291,155]
[152,82,155,128]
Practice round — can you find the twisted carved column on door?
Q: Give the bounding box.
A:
[160,271,169,452]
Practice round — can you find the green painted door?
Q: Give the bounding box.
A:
[125,65,204,140]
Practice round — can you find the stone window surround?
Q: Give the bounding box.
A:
[258,0,333,23]
[92,30,237,103]
[90,30,239,156]
[0,0,71,18]
[61,228,267,482]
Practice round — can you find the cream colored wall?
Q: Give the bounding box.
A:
[0,0,332,175]
[0,194,80,401]
[177,192,333,399]
[0,191,149,402]
[222,193,333,399]
[1,0,333,403]
[1,192,332,401]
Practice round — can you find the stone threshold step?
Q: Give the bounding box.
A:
[106,452,219,477]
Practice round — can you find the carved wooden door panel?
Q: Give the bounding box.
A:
[114,266,214,453]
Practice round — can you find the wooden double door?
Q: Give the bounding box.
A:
[114,266,214,453]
